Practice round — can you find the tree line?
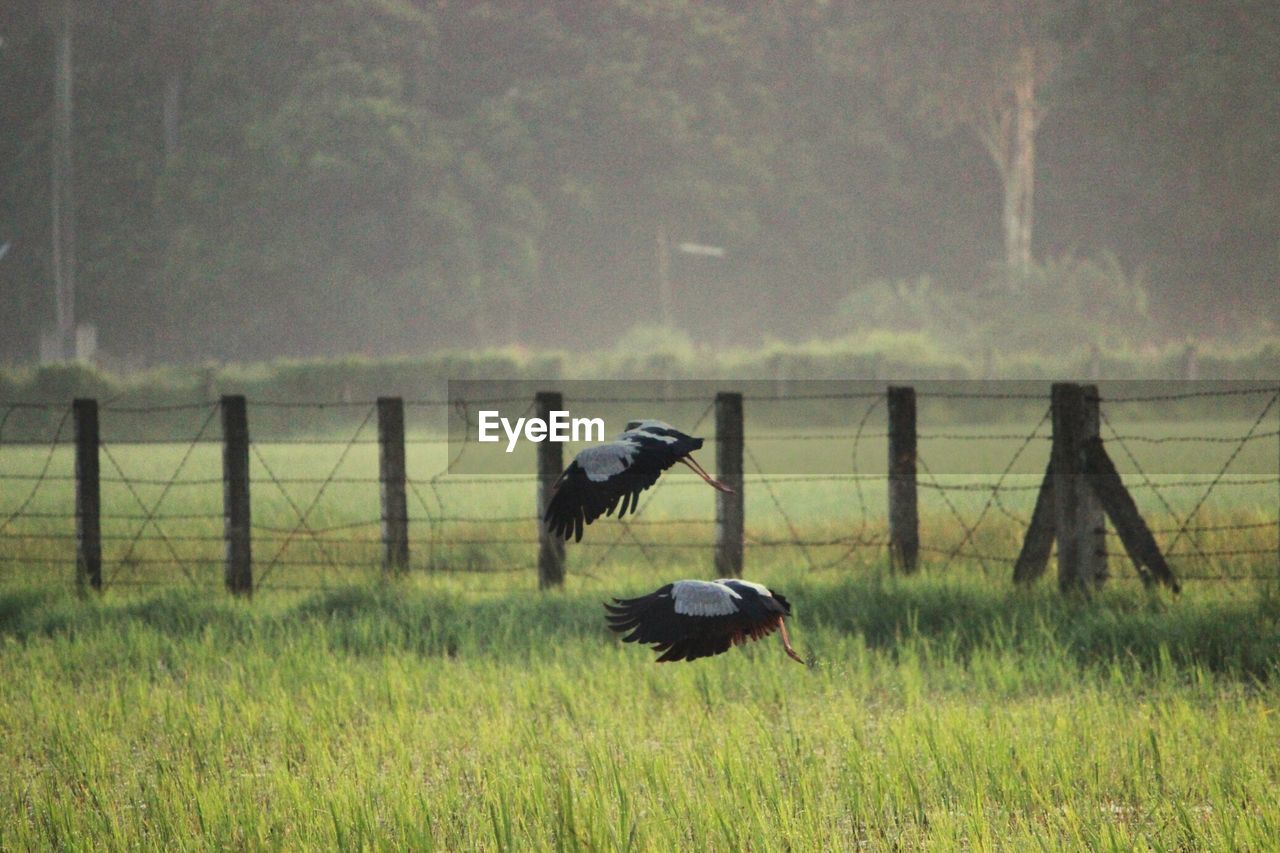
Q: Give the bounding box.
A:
[1,0,1276,365]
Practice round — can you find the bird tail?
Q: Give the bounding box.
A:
[602,596,650,639]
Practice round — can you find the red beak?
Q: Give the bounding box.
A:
[679,455,735,493]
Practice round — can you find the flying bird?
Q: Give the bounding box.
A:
[605,579,804,664]
[543,420,732,542]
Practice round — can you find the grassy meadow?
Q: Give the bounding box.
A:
[1,410,1278,848]
[2,572,1280,849]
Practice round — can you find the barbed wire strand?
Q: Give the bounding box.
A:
[843,397,881,557]
[587,400,716,574]
[1162,391,1279,563]
[1098,408,1214,566]
[255,404,377,587]
[0,405,73,537]
[99,403,219,587]
[1098,385,1280,403]
[800,394,887,570]
[937,406,1053,575]
[916,452,992,574]
[3,388,1278,585]
[746,444,817,572]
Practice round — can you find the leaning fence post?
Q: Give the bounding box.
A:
[715,392,744,577]
[887,386,919,572]
[1051,383,1106,592]
[536,391,565,588]
[221,395,252,595]
[377,397,409,573]
[1012,463,1055,583]
[73,398,101,592]
[1081,433,1178,591]
[1081,384,1107,585]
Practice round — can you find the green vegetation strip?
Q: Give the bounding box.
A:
[2,570,1279,848]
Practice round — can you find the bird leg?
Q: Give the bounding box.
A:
[679,455,735,493]
[778,618,805,664]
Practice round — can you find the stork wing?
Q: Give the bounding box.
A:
[604,581,779,662]
[543,439,679,542]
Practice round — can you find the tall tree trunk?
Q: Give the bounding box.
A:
[153,0,182,164]
[973,45,1043,277]
[51,0,76,358]
[1008,46,1039,273]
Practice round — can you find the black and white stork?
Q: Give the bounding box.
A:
[543,419,732,542]
[605,579,804,664]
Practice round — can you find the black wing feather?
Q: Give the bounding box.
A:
[602,583,775,663]
[544,436,692,541]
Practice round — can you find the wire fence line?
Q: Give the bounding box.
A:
[0,384,1277,592]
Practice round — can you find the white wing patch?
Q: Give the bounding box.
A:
[576,440,639,483]
[716,578,771,598]
[672,580,740,617]
[619,420,679,444]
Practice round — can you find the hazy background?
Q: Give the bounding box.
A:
[1,0,1277,367]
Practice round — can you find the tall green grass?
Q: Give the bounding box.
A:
[2,572,1280,849]
[2,407,1277,846]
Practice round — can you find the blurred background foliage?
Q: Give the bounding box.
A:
[0,0,1275,368]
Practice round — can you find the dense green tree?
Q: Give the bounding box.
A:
[0,0,1274,365]
[832,0,1074,276]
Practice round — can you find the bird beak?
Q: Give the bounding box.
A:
[679,455,735,493]
[779,619,805,665]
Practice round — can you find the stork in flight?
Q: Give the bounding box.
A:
[605,579,804,663]
[543,419,732,542]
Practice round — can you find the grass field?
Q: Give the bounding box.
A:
[2,416,1278,847]
[2,570,1280,849]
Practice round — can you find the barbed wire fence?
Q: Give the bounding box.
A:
[1096,387,1280,581]
[1,383,1276,593]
